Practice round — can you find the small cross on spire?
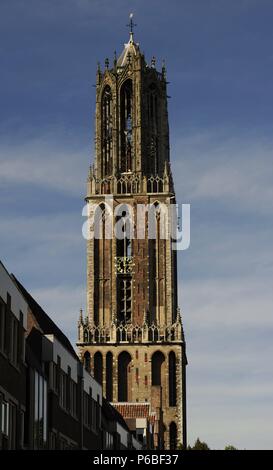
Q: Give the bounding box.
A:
[126,13,137,42]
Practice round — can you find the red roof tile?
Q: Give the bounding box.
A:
[113,403,150,418]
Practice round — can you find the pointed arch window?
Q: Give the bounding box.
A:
[101,85,113,177]
[169,351,177,406]
[115,205,133,324]
[148,83,159,175]
[120,80,133,173]
[118,351,132,401]
[94,351,103,385]
[83,351,91,373]
[148,202,162,323]
[151,351,165,386]
[94,203,112,326]
[169,422,177,450]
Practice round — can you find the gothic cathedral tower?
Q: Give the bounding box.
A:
[77,19,187,450]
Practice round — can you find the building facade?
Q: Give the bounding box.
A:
[14,276,139,450]
[0,262,27,450]
[1,261,140,450]
[77,23,187,449]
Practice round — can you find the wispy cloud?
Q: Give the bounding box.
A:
[182,277,273,329]
[0,133,88,195]
[173,130,273,215]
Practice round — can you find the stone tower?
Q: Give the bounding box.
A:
[77,19,187,449]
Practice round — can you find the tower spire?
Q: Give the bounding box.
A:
[126,12,137,43]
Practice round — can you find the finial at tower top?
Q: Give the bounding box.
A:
[126,13,137,43]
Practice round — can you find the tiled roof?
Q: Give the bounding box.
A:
[102,398,129,431]
[113,403,150,419]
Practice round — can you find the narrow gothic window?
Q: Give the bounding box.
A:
[169,422,177,450]
[148,84,159,175]
[101,85,113,176]
[83,351,91,373]
[169,351,177,406]
[149,203,161,324]
[94,204,111,326]
[118,352,132,401]
[151,351,165,386]
[120,80,133,172]
[94,351,103,385]
[116,207,133,324]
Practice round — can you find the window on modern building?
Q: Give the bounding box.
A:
[5,293,11,356]
[34,370,47,449]
[10,317,19,366]
[50,362,58,392]
[19,311,25,363]
[59,437,66,450]
[59,371,67,410]
[91,398,96,431]
[9,402,17,449]
[57,355,61,392]
[0,394,2,429]
[67,366,71,412]
[105,431,113,449]
[20,410,25,449]
[0,300,5,353]
[83,392,91,429]
[49,431,57,450]
[70,379,77,418]
[1,400,9,436]
[96,394,101,429]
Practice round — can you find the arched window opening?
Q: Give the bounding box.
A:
[151,351,165,386]
[84,329,89,342]
[83,351,91,373]
[116,205,133,324]
[117,278,132,324]
[120,80,133,173]
[148,202,161,324]
[169,422,177,450]
[106,352,113,401]
[118,351,132,401]
[116,206,133,258]
[101,85,113,177]
[94,203,112,326]
[94,351,103,385]
[148,84,159,175]
[169,352,177,406]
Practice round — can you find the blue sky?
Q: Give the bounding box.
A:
[1,0,273,449]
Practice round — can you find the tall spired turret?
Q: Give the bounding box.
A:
[77,17,187,449]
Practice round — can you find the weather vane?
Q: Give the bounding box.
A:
[127,12,137,36]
